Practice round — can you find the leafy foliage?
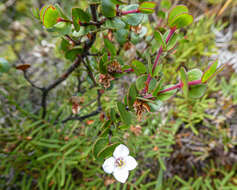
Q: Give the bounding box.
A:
[0,0,236,189]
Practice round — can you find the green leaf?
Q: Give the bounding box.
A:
[101,120,112,131]
[148,77,157,93]
[161,0,171,9]
[207,63,225,81]
[115,29,129,45]
[157,10,166,19]
[73,8,91,23]
[201,60,218,83]
[31,141,60,149]
[72,25,96,37]
[122,4,144,26]
[102,0,116,18]
[47,161,60,181]
[167,32,179,50]
[117,102,132,125]
[187,68,206,98]
[37,153,61,161]
[180,67,188,98]
[60,162,66,186]
[157,84,177,100]
[148,100,162,112]
[0,58,10,73]
[189,84,207,99]
[99,53,108,74]
[154,31,165,48]
[168,5,188,25]
[105,18,126,29]
[60,38,70,52]
[41,5,60,28]
[187,69,202,81]
[135,75,156,92]
[55,4,69,20]
[93,137,109,159]
[152,77,163,96]
[49,22,71,35]
[32,7,40,19]
[136,75,147,91]
[135,169,150,185]
[104,38,116,56]
[152,63,163,77]
[72,8,81,32]
[139,2,156,14]
[111,0,126,5]
[127,83,138,109]
[100,127,110,137]
[65,48,83,61]
[97,143,120,160]
[110,108,116,122]
[119,124,130,130]
[169,13,193,28]
[131,60,146,75]
[124,94,128,106]
[64,146,78,157]
[40,5,48,22]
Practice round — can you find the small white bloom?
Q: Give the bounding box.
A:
[102,144,137,183]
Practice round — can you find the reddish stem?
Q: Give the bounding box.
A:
[157,79,202,95]
[124,68,134,73]
[165,27,176,43]
[145,75,152,91]
[57,17,73,24]
[152,47,163,73]
[188,79,202,86]
[158,83,181,94]
[144,27,176,93]
[121,9,140,15]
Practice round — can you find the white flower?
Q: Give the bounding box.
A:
[102,144,137,183]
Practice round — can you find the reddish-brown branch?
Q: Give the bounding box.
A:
[124,68,134,73]
[121,9,140,15]
[157,79,202,95]
[144,27,176,93]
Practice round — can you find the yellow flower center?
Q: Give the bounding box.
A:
[115,158,125,168]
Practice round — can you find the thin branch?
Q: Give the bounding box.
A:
[65,35,80,45]
[41,56,82,118]
[45,56,82,92]
[12,45,44,91]
[87,53,102,56]
[13,4,99,120]
[23,71,43,90]
[83,58,97,86]
[61,90,102,123]
[40,4,99,118]
[41,90,48,118]
[11,45,26,64]
[77,76,83,93]
[62,109,101,123]
[57,17,104,27]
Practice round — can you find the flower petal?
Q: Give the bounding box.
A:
[102,157,115,174]
[113,144,129,159]
[113,168,129,183]
[124,156,138,171]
